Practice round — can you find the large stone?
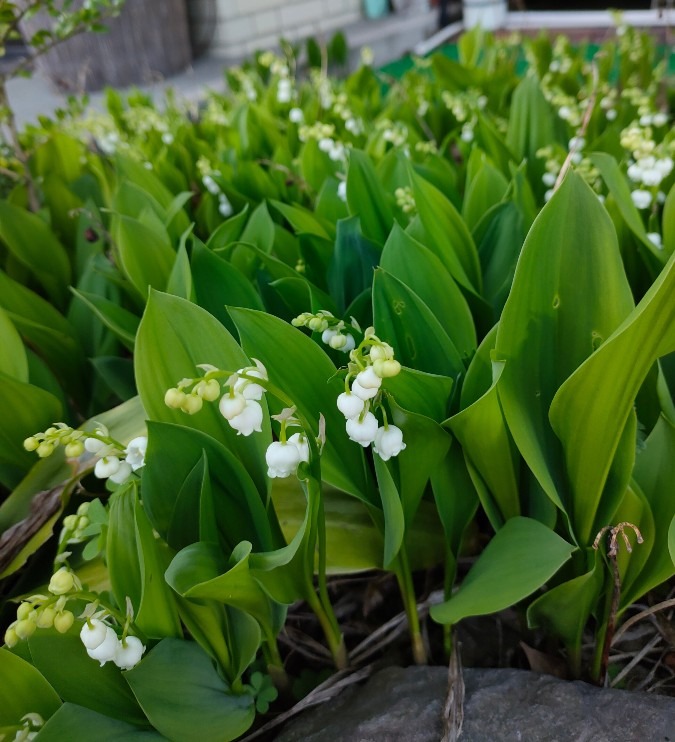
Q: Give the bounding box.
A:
[276,666,675,741]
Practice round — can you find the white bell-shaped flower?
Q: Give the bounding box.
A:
[337,392,365,420]
[373,425,406,461]
[109,461,132,485]
[84,437,105,454]
[356,367,383,388]
[266,441,302,478]
[86,626,119,666]
[114,635,145,671]
[80,619,108,650]
[219,392,247,420]
[234,365,268,400]
[125,437,148,471]
[94,456,121,479]
[346,412,379,447]
[351,379,379,401]
[229,399,264,436]
[287,433,310,464]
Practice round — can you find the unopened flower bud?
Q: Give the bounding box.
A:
[53,610,74,634]
[17,602,32,621]
[373,359,401,378]
[36,442,54,458]
[308,317,329,332]
[4,625,19,647]
[356,367,383,390]
[23,437,39,452]
[337,392,365,419]
[63,514,78,531]
[15,618,37,640]
[36,607,56,629]
[196,378,221,401]
[180,394,203,415]
[164,388,186,409]
[65,440,85,458]
[48,567,76,595]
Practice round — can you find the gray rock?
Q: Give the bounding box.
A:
[276,666,675,742]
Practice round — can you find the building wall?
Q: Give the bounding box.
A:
[213,0,363,58]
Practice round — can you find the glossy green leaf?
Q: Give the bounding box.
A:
[229,307,373,502]
[231,202,275,278]
[270,200,331,240]
[346,149,394,245]
[430,517,574,625]
[526,552,604,658]
[166,541,282,641]
[125,639,255,742]
[0,200,71,307]
[328,216,380,315]
[496,172,635,516]
[0,648,61,725]
[374,454,405,567]
[462,153,509,231]
[550,249,675,544]
[142,421,274,552]
[165,236,193,300]
[206,205,250,250]
[380,224,476,361]
[373,268,464,377]
[409,167,482,293]
[38,703,161,741]
[191,241,264,331]
[135,291,270,501]
[112,215,176,300]
[27,629,147,725]
[0,305,27,381]
[663,182,675,255]
[70,288,139,351]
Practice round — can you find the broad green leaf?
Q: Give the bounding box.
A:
[462,154,509,231]
[125,639,255,742]
[270,200,331,240]
[0,648,61,725]
[526,552,604,660]
[328,216,380,315]
[385,366,453,423]
[27,629,147,726]
[0,372,62,484]
[496,172,634,517]
[409,166,482,293]
[0,200,71,307]
[191,241,264,332]
[430,517,574,625]
[381,224,476,361]
[70,288,139,351]
[374,455,405,567]
[165,235,193,300]
[38,704,161,740]
[550,249,675,544]
[166,541,283,642]
[229,308,373,502]
[0,305,27,381]
[135,291,270,501]
[112,215,176,300]
[231,202,275,278]
[506,75,559,188]
[449,361,520,527]
[346,149,394,245]
[142,422,274,552]
[373,268,465,377]
[206,205,249,250]
[663,183,675,255]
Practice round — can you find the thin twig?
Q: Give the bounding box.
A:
[610,634,662,688]
[611,598,675,646]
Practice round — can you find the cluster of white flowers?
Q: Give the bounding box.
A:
[292,310,357,353]
[395,186,416,215]
[337,330,406,461]
[80,618,145,670]
[376,118,409,148]
[289,107,304,124]
[265,408,310,479]
[298,121,336,144]
[165,363,312,480]
[318,136,347,163]
[23,424,148,487]
[277,77,293,104]
[198,162,234,218]
[337,179,347,202]
[620,122,673,211]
